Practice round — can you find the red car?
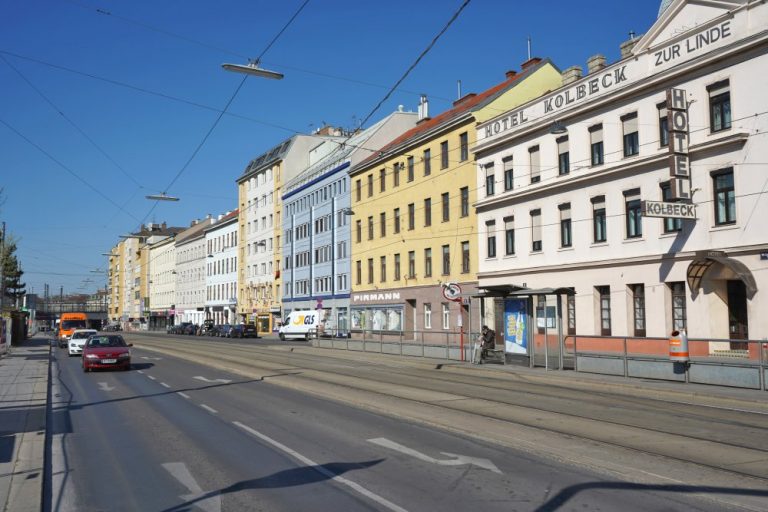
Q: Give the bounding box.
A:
[82,334,132,372]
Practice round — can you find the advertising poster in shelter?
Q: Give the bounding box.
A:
[504,299,527,354]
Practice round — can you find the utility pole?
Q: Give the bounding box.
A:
[0,221,5,311]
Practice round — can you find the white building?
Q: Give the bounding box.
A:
[473,0,767,358]
[175,217,214,327]
[205,210,239,325]
[147,236,176,331]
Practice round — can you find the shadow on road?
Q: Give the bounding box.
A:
[160,459,385,512]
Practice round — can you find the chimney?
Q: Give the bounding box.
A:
[561,65,583,85]
[161,222,167,229]
[505,70,517,79]
[452,93,477,107]
[417,94,430,123]
[521,57,542,70]
[587,54,606,74]
[620,32,641,59]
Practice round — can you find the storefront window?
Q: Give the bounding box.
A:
[351,306,403,332]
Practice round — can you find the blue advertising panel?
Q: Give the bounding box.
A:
[504,299,527,354]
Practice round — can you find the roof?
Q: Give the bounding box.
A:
[240,137,295,177]
[355,59,550,171]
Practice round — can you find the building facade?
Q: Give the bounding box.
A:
[474,0,768,355]
[147,236,176,330]
[281,111,418,334]
[174,217,213,327]
[205,211,239,325]
[349,62,562,341]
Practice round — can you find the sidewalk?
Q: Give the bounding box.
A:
[0,337,49,512]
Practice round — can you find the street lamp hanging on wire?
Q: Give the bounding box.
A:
[221,59,284,80]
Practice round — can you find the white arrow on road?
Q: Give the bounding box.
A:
[163,462,221,512]
[193,376,232,384]
[368,437,501,474]
[141,356,162,360]
[97,382,115,392]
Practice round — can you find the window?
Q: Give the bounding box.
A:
[460,187,469,217]
[622,113,639,157]
[660,182,682,232]
[408,203,415,230]
[631,284,646,337]
[504,216,515,255]
[592,196,607,243]
[367,216,374,240]
[670,282,687,331]
[407,156,414,182]
[461,241,470,273]
[441,245,450,275]
[529,146,541,183]
[394,208,401,233]
[356,179,361,201]
[367,174,373,197]
[485,163,495,196]
[486,220,496,258]
[424,248,432,277]
[503,157,513,191]
[440,141,449,169]
[423,148,431,176]
[380,256,387,282]
[713,169,735,225]
[442,303,450,329]
[559,203,572,247]
[424,303,432,329]
[530,209,542,251]
[380,212,386,237]
[589,124,604,166]
[423,198,432,227]
[367,258,373,284]
[408,251,415,278]
[459,132,468,161]
[393,162,400,186]
[356,220,362,243]
[708,80,731,133]
[394,253,401,280]
[380,168,386,192]
[356,260,361,285]
[658,102,669,147]
[624,189,642,238]
[597,285,611,335]
[442,192,450,222]
[557,136,570,175]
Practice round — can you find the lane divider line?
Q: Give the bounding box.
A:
[233,421,408,512]
[148,375,156,380]
[200,404,218,414]
[160,382,171,388]
[137,370,144,374]
[177,392,191,399]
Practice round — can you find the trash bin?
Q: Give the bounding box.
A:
[669,329,689,362]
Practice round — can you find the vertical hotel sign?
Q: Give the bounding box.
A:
[668,88,691,200]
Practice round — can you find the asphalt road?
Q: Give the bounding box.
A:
[45,335,767,511]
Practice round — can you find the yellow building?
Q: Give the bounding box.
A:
[349,59,561,340]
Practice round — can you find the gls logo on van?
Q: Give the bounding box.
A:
[291,314,316,326]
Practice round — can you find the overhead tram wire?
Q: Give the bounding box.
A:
[0,54,145,191]
[140,0,311,227]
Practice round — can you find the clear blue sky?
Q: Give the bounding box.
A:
[1,0,660,296]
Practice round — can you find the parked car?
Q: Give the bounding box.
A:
[68,329,98,356]
[169,322,192,335]
[217,324,233,337]
[103,323,122,332]
[82,335,132,372]
[230,324,259,338]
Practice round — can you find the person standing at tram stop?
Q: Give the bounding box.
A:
[480,325,496,359]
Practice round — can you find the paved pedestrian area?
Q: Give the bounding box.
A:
[0,337,49,512]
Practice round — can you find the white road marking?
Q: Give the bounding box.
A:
[141,356,162,360]
[368,438,501,474]
[160,382,171,388]
[200,404,218,414]
[137,370,144,374]
[148,375,156,380]
[177,392,191,399]
[193,376,232,384]
[162,462,221,512]
[97,382,115,392]
[234,422,408,512]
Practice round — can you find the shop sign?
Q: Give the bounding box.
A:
[641,200,696,219]
[352,292,401,303]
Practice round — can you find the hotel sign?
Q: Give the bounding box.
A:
[641,200,696,220]
[667,88,691,200]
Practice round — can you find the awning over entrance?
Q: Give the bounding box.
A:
[687,253,757,299]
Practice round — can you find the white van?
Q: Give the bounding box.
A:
[278,311,319,341]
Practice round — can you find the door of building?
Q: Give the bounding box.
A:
[727,280,748,349]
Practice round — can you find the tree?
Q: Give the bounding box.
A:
[1,230,26,307]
